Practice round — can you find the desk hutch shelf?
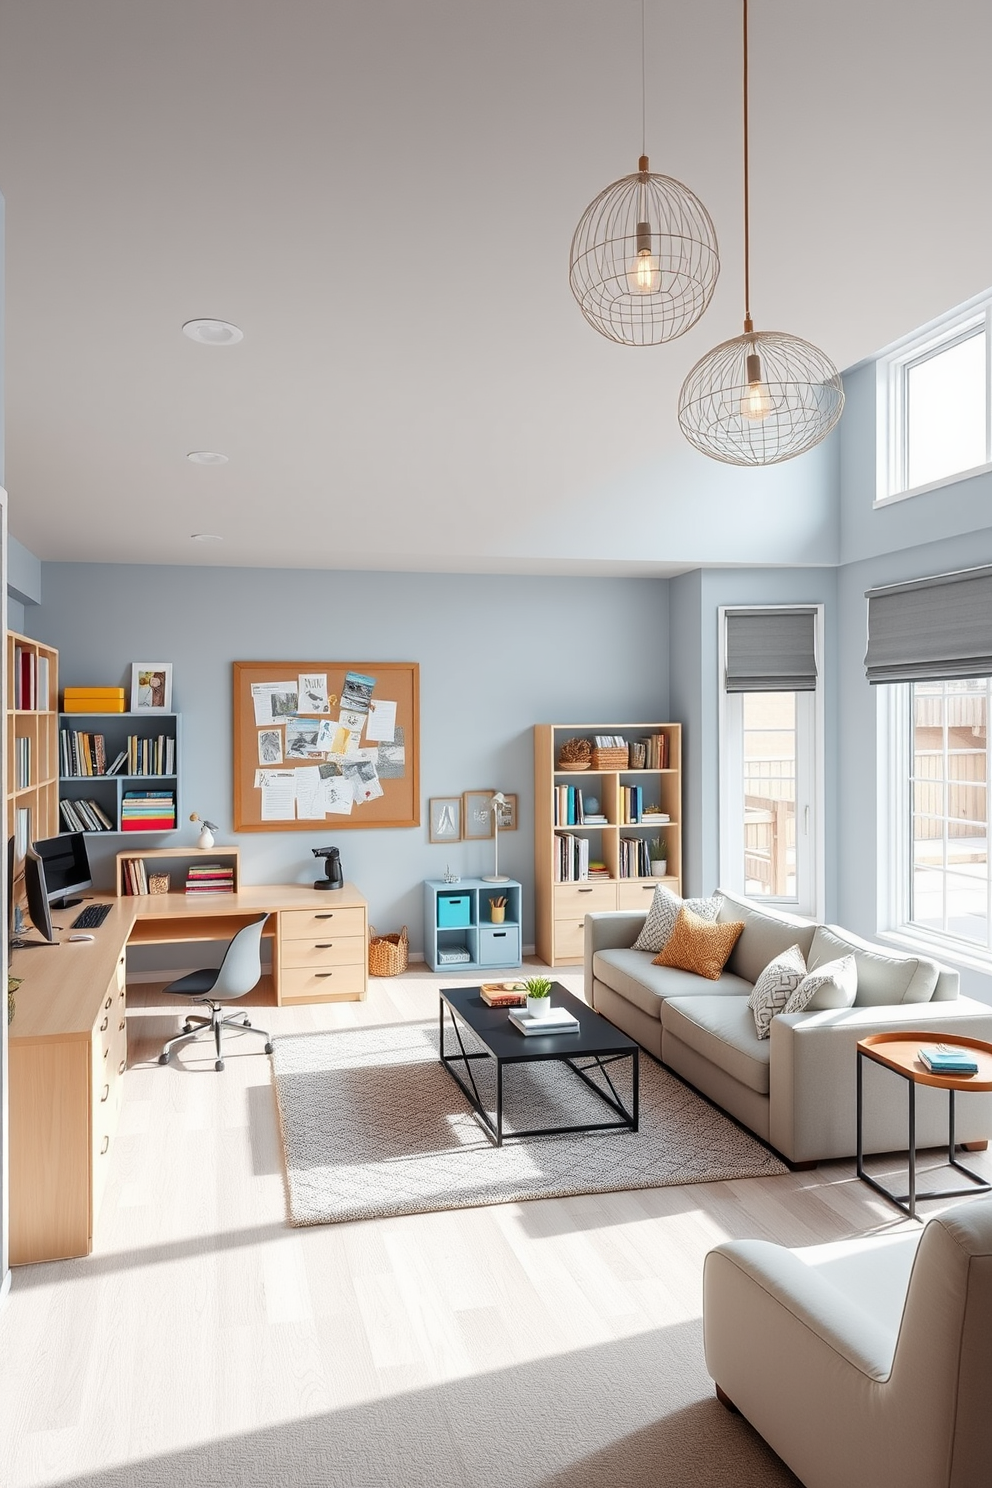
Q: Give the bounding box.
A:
[59,711,181,834]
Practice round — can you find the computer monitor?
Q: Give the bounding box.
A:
[35,831,92,909]
[14,844,57,948]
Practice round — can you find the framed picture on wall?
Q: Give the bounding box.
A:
[462,791,495,840]
[130,662,173,712]
[429,796,462,843]
[495,793,517,831]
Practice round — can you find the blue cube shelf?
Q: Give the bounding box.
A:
[423,877,522,973]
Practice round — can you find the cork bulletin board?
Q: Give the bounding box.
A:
[232,661,420,831]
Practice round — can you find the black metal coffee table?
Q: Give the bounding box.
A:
[439,984,639,1147]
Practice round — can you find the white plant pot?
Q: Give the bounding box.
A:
[650,860,668,878]
[527,995,552,1018]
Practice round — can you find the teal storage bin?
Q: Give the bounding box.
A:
[437,893,471,928]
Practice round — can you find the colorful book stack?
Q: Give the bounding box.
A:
[122,858,149,894]
[121,789,176,831]
[185,863,235,896]
[63,686,126,714]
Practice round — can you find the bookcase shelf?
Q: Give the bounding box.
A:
[534,723,683,966]
[5,632,59,863]
[423,877,523,973]
[59,712,182,834]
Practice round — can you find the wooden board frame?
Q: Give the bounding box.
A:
[233,661,420,832]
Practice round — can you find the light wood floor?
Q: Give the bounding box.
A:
[2,963,988,1488]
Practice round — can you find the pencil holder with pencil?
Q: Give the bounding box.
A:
[489,895,507,924]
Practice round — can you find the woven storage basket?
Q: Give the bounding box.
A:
[148,873,171,894]
[591,745,629,770]
[368,925,409,977]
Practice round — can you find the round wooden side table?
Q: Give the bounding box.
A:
[856,1031,992,1220]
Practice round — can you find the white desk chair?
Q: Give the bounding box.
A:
[159,914,272,1071]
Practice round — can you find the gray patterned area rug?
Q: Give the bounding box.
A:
[271,1019,787,1225]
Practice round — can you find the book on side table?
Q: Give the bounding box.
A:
[919,1045,980,1075]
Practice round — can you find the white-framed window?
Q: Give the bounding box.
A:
[881,679,992,962]
[718,606,824,917]
[876,290,992,505]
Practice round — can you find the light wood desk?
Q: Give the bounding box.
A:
[8,882,368,1265]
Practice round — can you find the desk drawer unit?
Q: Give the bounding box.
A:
[277,905,368,1004]
[617,880,667,911]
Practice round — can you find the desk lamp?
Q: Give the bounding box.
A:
[482,793,510,883]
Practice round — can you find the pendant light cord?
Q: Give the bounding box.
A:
[742,0,752,332]
[641,0,647,159]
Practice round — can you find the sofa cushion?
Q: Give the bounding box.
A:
[654,908,745,980]
[715,888,817,984]
[593,948,752,1021]
[662,996,770,1095]
[808,925,939,1006]
[784,952,858,1014]
[748,944,808,1039]
[631,884,721,953]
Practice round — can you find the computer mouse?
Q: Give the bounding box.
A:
[68,933,95,942]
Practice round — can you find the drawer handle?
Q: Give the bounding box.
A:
[100,1135,109,1155]
[104,1047,109,1062]
[100,1016,109,1032]
[643,884,655,891]
[577,887,593,893]
[101,1083,110,1103]
[315,942,334,949]
[315,913,335,919]
[104,995,113,1010]
[119,1018,126,1032]
[118,1059,126,1076]
[492,932,506,940]
[315,972,334,979]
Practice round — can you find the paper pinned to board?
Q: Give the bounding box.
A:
[258,769,297,820]
[343,749,384,804]
[341,671,376,716]
[366,699,397,742]
[298,673,332,714]
[257,728,282,765]
[252,681,298,726]
[294,766,325,819]
[377,725,405,779]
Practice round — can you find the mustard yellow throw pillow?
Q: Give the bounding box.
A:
[653,906,745,981]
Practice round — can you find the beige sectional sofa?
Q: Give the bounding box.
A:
[585,888,992,1165]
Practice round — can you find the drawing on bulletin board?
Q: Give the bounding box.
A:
[232,661,420,832]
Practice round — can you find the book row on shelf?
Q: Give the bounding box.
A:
[554,831,591,882]
[13,646,49,710]
[121,790,177,831]
[619,836,653,878]
[121,858,151,894]
[185,863,235,896]
[15,736,31,790]
[59,729,175,778]
[553,783,672,828]
[60,797,115,833]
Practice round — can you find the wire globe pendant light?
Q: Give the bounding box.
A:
[678,0,844,465]
[569,2,720,347]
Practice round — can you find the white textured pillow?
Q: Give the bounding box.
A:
[784,953,858,1015]
[748,944,807,1040]
[632,885,721,954]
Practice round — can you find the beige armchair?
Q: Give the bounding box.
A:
[703,1198,992,1488]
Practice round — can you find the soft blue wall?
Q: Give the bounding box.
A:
[32,563,670,961]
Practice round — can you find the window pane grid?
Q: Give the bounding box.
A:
[908,677,991,950]
[742,692,797,900]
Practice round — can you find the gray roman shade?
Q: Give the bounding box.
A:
[725,608,818,692]
[864,565,992,684]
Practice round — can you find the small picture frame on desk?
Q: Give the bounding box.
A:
[130,663,173,713]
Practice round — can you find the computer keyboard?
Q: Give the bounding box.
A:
[70,903,113,930]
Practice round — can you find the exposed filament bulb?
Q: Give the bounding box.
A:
[628,220,661,295]
[741,350,772,421]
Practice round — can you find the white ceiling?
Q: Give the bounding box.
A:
[1,0,990,576]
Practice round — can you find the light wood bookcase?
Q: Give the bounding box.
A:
[534,722,682,966]
[6,630,59,864]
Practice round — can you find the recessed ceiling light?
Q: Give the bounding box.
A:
[182,318,243,345]
[191,533,224,542]
[187,450,229,465]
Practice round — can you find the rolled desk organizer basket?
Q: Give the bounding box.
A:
[148,873,171,895]
[368,925,409,977]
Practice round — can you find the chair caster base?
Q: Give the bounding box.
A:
[215,1058,224,1071]
[183,1022,194,1034]
[243,1019,251,1028]
[158,1052,170,1065]
[264,1041,273,1054]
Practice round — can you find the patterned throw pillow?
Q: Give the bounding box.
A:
[632,885,722,954]
[652,907,745,981]
[784,953,858,1015]
[748,944,808,1040]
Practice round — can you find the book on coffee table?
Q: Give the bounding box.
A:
[480,981,528,1007]
[508,1007,580,1035]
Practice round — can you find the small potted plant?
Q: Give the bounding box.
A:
[524,975,553,1018]
[650,838,668,877]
